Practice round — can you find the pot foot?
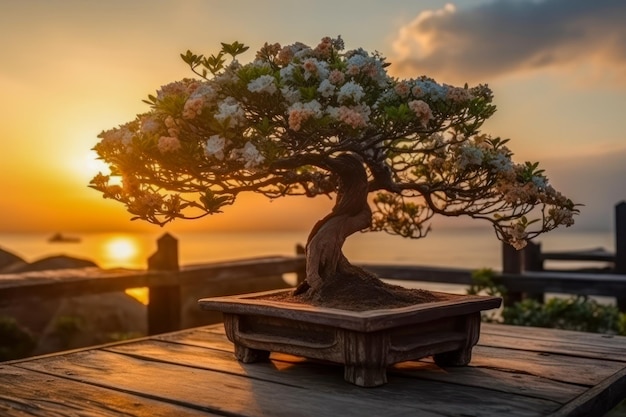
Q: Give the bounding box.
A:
[344,364,387,387]
[235,344,270,363]
[433,348,472,367]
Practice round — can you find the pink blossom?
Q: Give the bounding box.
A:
[157,136,181,153]
[408,100,433,127]
[276,46,294,66]
[328,70,345,85]
[447,87,473,103]
[288,109,310,131]
[395,82,410,98]
[313,37,333,59]
[288,101,322,131]
[346,65,360,76]
[336,106,369,129]
[182,97,204,119]
[411,85,424,98]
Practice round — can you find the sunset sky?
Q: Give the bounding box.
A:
[1,0,624,234]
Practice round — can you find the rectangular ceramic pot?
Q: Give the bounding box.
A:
[199,289,501,387]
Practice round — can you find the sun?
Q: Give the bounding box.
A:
[104,237,138,263]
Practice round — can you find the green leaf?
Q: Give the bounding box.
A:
[202,53,226,74]
[221,41,249,58]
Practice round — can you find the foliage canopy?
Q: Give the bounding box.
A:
[91,37,578,249]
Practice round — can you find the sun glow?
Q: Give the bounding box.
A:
[105,237,137,261]
[101,235,149,304]
[101,236,143,269]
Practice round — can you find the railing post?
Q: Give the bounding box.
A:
[502,242,523,304]
[524,241,543,272]
[616,202,626,310]
[616,202,626,274]
[523,241,544,303]
[502,242,522,274]
[147,233,181,335]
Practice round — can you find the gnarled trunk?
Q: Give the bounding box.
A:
[294,153,372,295]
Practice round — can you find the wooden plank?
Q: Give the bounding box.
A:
[480,324,626,362]
[15,347,560,417]
[548,367,626,417]
[0,256,303,303]
[541,247,614,262]
[497,271,626,297]
[108,338,584,405]
[157,326,235,351]
[0,365,213,416]
[12,350,431,417]
[469,345,624,386]
[177,256,305,285]
[482,324,626,352]
[0,268,164,302]
[391,361,585,404]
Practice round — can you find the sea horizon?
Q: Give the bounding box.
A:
[0,226,615,273]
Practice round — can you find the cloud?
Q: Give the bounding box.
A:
[390,0,626,84]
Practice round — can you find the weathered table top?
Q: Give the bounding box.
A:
[1,323,625,416]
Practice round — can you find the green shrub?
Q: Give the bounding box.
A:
[53,315,84,349]
[0,316,36,361]
[503,296,623,334]
[468,269,626,335]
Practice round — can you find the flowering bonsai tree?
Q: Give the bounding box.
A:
[91,37,577,305]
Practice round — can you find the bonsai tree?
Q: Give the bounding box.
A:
[90,37,577,306]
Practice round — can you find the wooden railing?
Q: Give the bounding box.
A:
[0,233,306,335]
[2,230,626,336]
[502,201,625,274]
[363,263,626,309]
[498,201,626,307]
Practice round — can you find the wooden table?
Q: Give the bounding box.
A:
[1,323,625,416]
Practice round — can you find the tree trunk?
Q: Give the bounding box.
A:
[294,153,372,295]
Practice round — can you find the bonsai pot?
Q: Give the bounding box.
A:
[199,288,502,387]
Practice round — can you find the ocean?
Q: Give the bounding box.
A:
[0,227,616,304]
[0,227,614,272]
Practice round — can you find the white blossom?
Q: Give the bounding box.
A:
[457,145,484,170]
[234,142,265,169]
[317,79,335,98]
[532,176,547,189]
[280,86,301,104]
[489,152,514,174]
[337,81,365,104]
[214,98,245,127]
[247,75,277,95]
[279,64,297,82]
[204,135,226,160]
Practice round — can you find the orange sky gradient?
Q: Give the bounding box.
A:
[1,0,625,234]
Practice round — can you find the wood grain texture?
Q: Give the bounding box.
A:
[480,324,626,361]
[0,365,213,416]
[1,323,624,417]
